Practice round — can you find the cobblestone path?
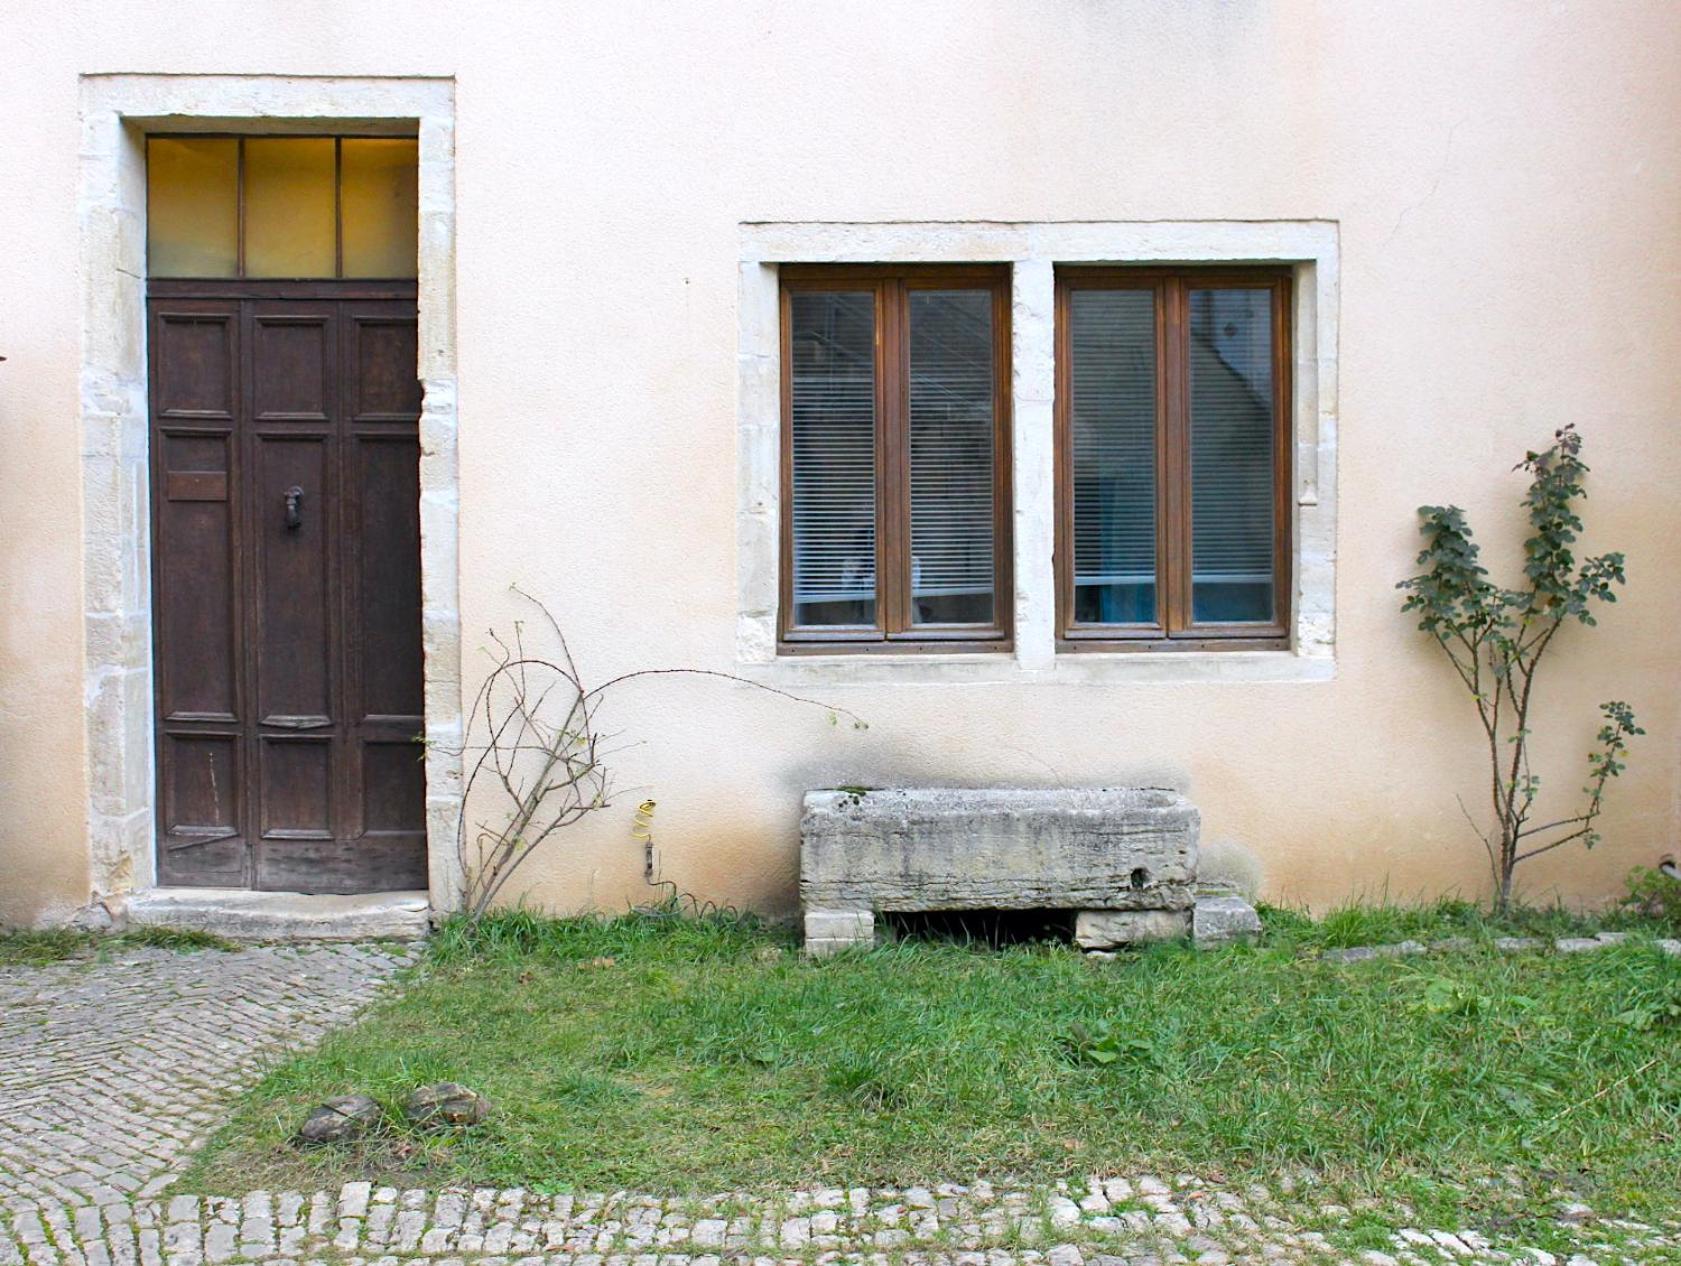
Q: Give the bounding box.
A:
[0,944,415,1210]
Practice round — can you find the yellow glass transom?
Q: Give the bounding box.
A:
[146,135,418,279]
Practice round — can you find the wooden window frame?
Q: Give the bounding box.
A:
[1055,266,1293,652]
[778,264,1013,654]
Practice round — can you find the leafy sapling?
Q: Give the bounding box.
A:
[1398,426,1641,912]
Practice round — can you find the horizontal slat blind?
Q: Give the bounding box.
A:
[788,291,877,628]
[1188,287,1275,623]
[908,290,996,626]
[1069,288,1157,625]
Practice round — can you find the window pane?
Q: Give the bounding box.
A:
[1189,288,1275,623]
[908,290,995,626]
[1070,289,1157,624]
[789,292,876,627]
[341,139,418,278]
[147,137,238,278]
[243,138,336,278]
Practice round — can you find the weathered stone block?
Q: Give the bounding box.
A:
[800,788,1199,914]
[803,908,875,957]
[1192,895,1263,948]
[1074,909,1191,949]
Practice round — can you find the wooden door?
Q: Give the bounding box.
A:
[148,283,426,893]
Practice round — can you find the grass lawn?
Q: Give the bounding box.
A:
[180,901,1681,1228]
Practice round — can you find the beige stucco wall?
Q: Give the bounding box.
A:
[3,0,1680,926]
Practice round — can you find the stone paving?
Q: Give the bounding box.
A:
[3,942,1680,1266]
[0,943,416,1210]
[4,1178,1680,1266]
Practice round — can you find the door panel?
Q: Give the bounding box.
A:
[352,435,425,719]
[362,741,426,832]
[155,431,238,720]
[346,316,422,419]
[149,288,424,893]
[259,736,335,836]
[252,434,334,723]
[338,304,427,887]
[252,314,333,421]
[151,304,247,886]
[154,313,236,416]
[159,731,245,885]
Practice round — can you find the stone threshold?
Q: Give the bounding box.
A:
[124,888,430,942]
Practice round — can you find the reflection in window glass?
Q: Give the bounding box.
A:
[341,139,419,278]
[1070,289,1157,624]
[908,291,995,626]
[147,137,239,278]
[242,138,337,278]
[789,292,877,628]
[1188,288,1274,623]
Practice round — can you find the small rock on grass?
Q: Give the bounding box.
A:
[1554,938,1604,954]
[294,1095,381,1146]
[403,1082,490,1128]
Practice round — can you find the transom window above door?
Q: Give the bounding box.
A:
[780,266,1012,651]
[146,135,418,279]
[1057,267,1292,650]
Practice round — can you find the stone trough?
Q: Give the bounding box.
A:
[800,787,1259,954]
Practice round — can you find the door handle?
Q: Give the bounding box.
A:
[284,485,304,531]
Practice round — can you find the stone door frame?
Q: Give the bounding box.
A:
[78,74,464,913]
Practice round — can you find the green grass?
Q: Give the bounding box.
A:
[0,928,98,966]
[0,925,241,965]
[1252,895,1622,950]
[182,902,1681,1226]
[117,925,244,953]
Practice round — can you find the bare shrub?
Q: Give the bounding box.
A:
[454,588,863,921]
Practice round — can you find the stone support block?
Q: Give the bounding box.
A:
[1074,909,1191,949]
[1192,895,1263,948]
[803,909,874,957]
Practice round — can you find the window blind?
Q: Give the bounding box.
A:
[788,291,877,627]
[1187,288,1275,623]
[1069,288,1157,625]
[908,290,996,626]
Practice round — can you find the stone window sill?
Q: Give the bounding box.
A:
[739,650,1334,687]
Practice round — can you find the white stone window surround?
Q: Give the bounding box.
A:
[737,220,1339,686]
[77,74,464,911]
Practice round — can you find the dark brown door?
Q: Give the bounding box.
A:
[148,283,426,893]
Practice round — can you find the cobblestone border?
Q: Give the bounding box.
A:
[1319,932,1681,965]
[4,1177,1676,1266]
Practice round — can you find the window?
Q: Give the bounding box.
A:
[780,266,1011,650]
[1056,267,1291,649]
[146,135,419,279]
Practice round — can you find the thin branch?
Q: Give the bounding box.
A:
[1455,793,1500,894]
[1513,827,1596,865]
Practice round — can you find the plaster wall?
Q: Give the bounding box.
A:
[2,0,1679,924]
